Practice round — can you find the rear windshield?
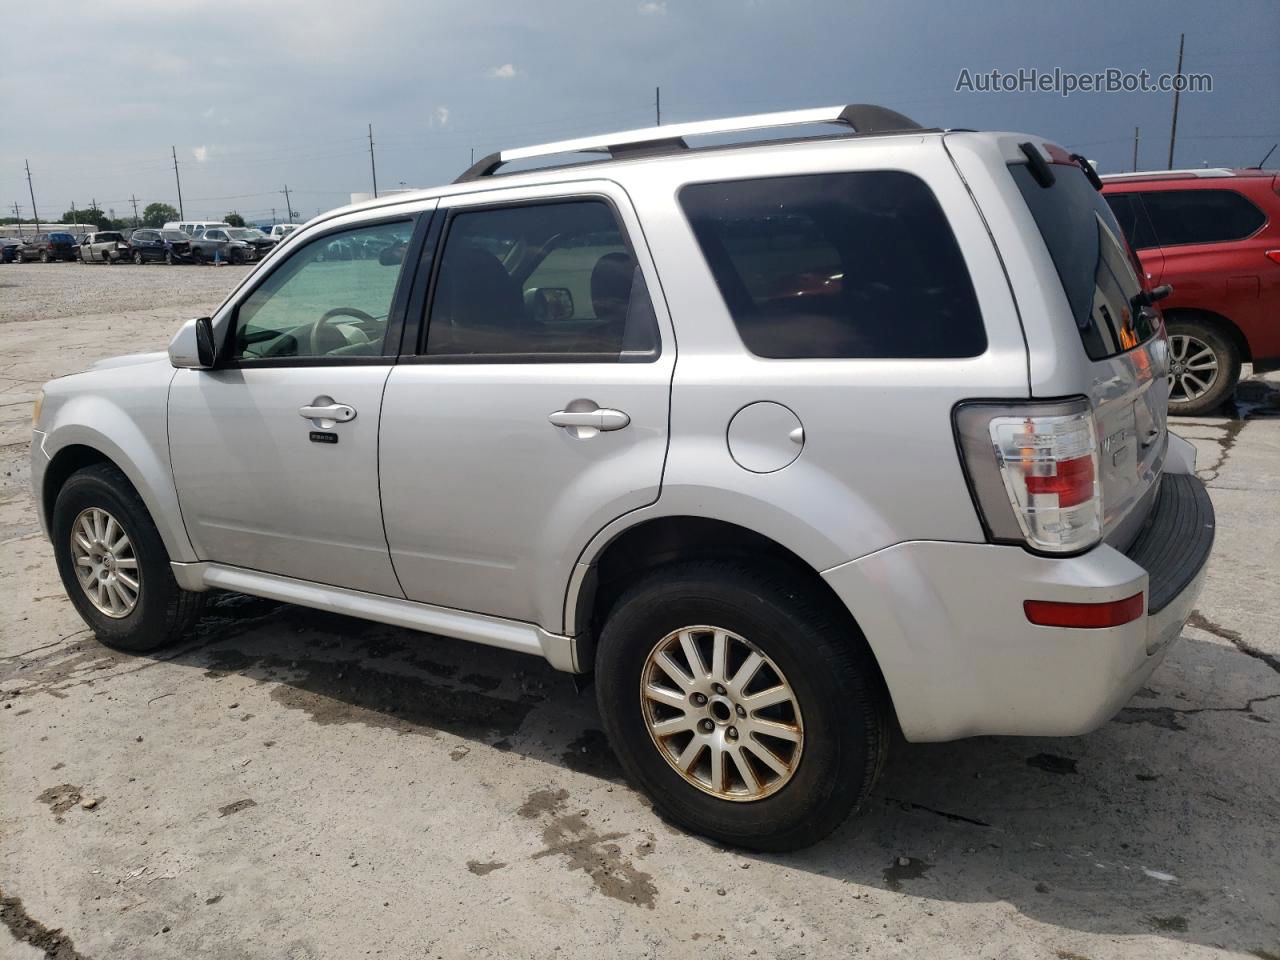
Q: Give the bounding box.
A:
[1010,163,1155,360]
[679,171,986,359]
[97,232,123,242]
[49,233,73,242]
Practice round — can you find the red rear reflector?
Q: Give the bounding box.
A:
[1265,249,1280,266]
[1024,593,1145,628]
[1024,454,1095,508]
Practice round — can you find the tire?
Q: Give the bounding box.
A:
[1166,317,1241,416]
[229,248,244,265]
[165,250,174,265]
[52,463,203,653]
[40,250,49,263]
[15,250,24,263]
[595,561,889,852]
[192,249,205,264]
[133,251,144,265]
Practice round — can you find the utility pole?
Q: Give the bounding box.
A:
[24,160,40,232]
[172,145,185,219]
[1167,33,1184,170]
[368,123,378,198]
[1132,126,1140,171]
[470,147,475,166]
[11,202,21,237]
[130,195,140,227]
[271,207,276,225]
[91,198,98,227]
[655,86,661,126]
[281,185,293,221]
[71,201,79,230]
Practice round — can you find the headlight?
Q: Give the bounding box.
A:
[32,390,44,428]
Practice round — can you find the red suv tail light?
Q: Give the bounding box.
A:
[954,398,1103,554]
[1265,249,1280,266]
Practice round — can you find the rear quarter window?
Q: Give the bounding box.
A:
[678,171,986,359]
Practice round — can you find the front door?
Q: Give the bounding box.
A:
[379,184,674,631]
[169,213,428,596]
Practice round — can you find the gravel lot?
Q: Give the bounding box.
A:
[1,263,1277,959]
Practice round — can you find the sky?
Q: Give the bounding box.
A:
[1,0,1276,225]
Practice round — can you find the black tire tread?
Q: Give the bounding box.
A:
[1165,316,1241,416]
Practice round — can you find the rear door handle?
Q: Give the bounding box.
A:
[548,406,630,439]
[299,399,356,425]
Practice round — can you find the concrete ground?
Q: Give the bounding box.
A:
[1,262,1276,959]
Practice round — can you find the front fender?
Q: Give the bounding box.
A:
[40,382,195,563]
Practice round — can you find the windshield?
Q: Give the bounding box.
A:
[1009,163,1155,360]
[161,230,187,241]
[229,228,266,240]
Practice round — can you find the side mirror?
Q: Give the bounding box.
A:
[169,316,217,369]
[524,287,575,323]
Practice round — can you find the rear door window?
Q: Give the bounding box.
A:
[1139,189,1266,246]
[678,172,986,359]
[1010,163,1155,360]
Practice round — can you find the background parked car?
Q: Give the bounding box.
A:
[76,231,131,264]
[189,226,257,264]
[1102,168,1280,414]
[128,228,194,264]
[16,232,77,262]
[226,227,276,258]
[0,237,21,263]
[268,223,303,242]
[164,220,231,237]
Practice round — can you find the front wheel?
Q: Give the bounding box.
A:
[165,250,174,265]
[52,463,203,652]
[133,251,144,265]
[595,562,889,851]
[1166,318,1241,416]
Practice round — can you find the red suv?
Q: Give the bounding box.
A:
[1101,169,1279,414]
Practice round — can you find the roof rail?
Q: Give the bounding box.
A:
[454,103,923,183]
[1100,168,1236,181]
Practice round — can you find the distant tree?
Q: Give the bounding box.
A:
[142,203,180,228]
[224,211,245,227]
[60,207,110,229]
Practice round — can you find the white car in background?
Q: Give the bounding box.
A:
[269,223,303,241]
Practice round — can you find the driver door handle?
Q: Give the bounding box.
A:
[548,408,630,431]
[299,401,356,423]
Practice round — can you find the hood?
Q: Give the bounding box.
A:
[87,351,168,371]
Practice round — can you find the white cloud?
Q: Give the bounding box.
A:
[490,63,517,79]
[191,145,209,163]
[637,1,667,14]
[434,105,450,126]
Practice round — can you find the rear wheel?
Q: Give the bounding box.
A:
[15,250,24,263]
[52,463,203,653]
[1166,318,1241,416]
[40,250,49,263]
[192,248,205,264]
[595,561,889,851]
[133,250,144,265]
[165,250,174,265]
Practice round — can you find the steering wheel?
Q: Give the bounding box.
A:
[308,307,376,355]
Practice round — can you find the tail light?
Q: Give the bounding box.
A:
[954,398,1103,554]
[1265,249,1280,266]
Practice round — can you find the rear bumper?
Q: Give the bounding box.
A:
[823,469,1214,742]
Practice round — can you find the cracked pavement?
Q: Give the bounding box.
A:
[1,264,1277,959]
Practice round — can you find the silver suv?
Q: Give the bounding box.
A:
[31,105,1214,850]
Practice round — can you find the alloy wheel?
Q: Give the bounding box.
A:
[1168,333,1219,404]
[640,625,804,801]
[70,507,140,618]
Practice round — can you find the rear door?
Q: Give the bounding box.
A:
[378,180,674,632]
[1103,190,1165,285]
